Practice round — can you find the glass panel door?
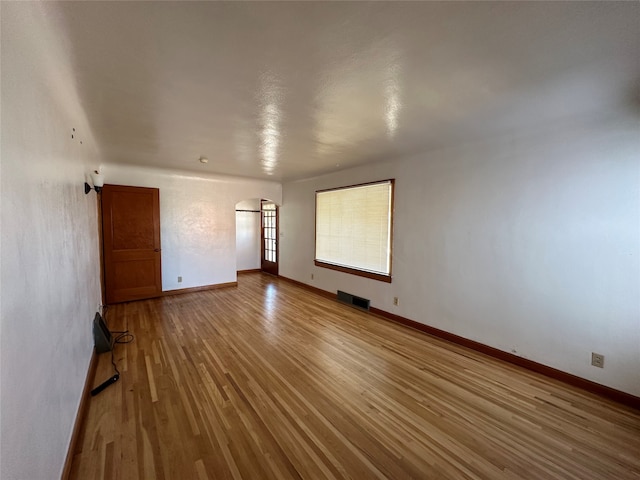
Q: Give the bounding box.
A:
[260,201,278,275]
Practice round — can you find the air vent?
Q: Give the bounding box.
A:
[337,290,370,311]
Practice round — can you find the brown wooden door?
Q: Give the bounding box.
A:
[102,184,162,304]
[260,201,278,276]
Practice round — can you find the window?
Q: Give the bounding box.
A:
[315,179,394,282]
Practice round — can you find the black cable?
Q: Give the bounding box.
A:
[112,331,134,344]
[108,304,135,375]
[108,331,135,377]
[109,345,120,377]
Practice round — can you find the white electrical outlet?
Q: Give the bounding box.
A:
[393,297,399,306]
[311,273,314,280]
[178,276,183,283]
[591,352,604,368]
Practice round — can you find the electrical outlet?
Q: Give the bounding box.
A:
[591,352,604,368]
[393,297,399,306]
[311,273,314,280]
[178,276,182,283]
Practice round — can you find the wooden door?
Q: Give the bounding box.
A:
[260,201,278,276]
[102,184,162,304]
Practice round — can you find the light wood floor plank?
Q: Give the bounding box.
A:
[70,273,640,479]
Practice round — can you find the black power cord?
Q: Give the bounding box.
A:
[91,308,135,396]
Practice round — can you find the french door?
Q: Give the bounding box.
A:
[260,201,278,276]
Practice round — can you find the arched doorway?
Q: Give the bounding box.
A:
[235,199,261,273]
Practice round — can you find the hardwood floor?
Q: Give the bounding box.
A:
[70,273,640,479]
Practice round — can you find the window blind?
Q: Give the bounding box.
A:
[315,180,393,278]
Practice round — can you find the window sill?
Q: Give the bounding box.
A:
[314,260,392,283]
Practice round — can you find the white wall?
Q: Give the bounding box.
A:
[280,114,640,397]
[236,199,261,271]
[102,165,281,291]
[1,3,104,479]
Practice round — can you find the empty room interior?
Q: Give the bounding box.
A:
[1,2,639,479]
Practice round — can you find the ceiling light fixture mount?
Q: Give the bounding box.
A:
[84,170,104,194]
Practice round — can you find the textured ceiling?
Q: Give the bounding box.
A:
[49,2,639,181]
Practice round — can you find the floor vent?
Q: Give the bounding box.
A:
[337,290,370,311]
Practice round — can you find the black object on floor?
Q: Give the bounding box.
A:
[90,374,119,396]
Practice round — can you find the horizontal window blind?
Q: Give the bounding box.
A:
[315,180,393,277]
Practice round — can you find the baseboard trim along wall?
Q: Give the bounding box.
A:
[163,281,238,296]
[238,269,262,274]
[277,275,640,410]
[61,350,98,480]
